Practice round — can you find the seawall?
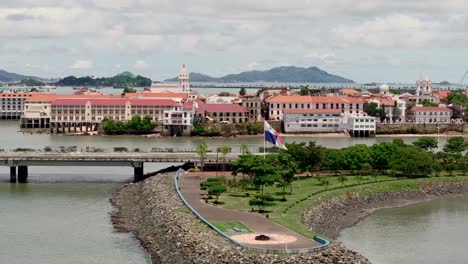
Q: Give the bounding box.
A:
[111,172,371,264]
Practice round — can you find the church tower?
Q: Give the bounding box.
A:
[178,64,190,92]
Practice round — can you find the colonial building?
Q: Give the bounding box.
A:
[20,94,118,129]
[50,98,179,133]
[241,94,262,122]
[196,102,247,124]
[266,95,365,121]
[409,106,452,123]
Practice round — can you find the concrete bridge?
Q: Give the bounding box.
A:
[0,152,242,183]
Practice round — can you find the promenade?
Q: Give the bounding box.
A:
[178,172,319,250]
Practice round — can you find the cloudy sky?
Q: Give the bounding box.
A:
[1,0,467,83]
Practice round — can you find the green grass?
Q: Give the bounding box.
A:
[211,221,252,233]
[174,207,191,214]
[218,175,468,239]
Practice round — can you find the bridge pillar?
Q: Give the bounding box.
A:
[10,166,16,183]
[18,166,28,183]
[134,163,144,182]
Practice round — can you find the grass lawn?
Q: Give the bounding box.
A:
[211,221,252,233]
[217,174,468,239]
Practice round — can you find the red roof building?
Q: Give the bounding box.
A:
[196,102,247,123]
[266,95,365,120]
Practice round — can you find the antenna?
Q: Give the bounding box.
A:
[460,71,468,86]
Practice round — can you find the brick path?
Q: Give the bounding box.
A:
[178,172,319,250]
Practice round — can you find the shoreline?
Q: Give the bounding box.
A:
[20,128,467,138]
[302,178,468,240]
[110,173,371,264]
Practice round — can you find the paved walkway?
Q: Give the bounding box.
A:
[178,172,319,250]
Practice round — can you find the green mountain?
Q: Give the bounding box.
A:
[57,73,152,87]
[117,71,136,78]
[0,69,41,82]
[164,66,354,83]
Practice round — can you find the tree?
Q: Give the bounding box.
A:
[239,87,246,96]
[390,147,433,177]
[273,153,299,200]
[299,85,310,96]
[218,146,232,172]
[121,87,137,95]
[363,102,380,117]
[443,137,467,154]
[421,99,438,107]
[196,143,208,172]
[413,137,438,151]
[208,185,227,204]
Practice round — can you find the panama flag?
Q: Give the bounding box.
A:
[264,121,287,150]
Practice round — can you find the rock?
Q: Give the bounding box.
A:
[112,173,373,264]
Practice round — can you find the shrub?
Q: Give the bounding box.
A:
[188,167,201,172]
[44,146,52,152]
[113,147,128,152]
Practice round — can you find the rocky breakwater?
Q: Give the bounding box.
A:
[111,172,371,264]
[302,179,468,239]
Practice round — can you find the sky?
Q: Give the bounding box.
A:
[0,0,468,83]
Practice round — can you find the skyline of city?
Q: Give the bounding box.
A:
[0,1,467,83]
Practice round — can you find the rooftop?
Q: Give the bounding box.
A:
[266,95,363,104]
[51,98,179,107]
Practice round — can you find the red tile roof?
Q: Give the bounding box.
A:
[266,95,363,104]
[51,98,179,107]
[411,106,452,112]
[282,109,343,114]
[339,89,361,95]
[198,102,246,113]
[124,92,188,99]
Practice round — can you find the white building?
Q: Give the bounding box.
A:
[409,106,452,123]
[282,109,376,137]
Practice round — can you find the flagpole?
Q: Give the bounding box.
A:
[263,120,266,159]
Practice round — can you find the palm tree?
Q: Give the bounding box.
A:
[196,143,208,172]
[218,146,232,173]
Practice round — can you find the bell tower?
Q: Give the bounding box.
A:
[178,64,190,92]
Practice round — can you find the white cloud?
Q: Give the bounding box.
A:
[133,60,149,69]
[70,59,94,69]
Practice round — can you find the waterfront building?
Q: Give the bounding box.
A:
[409,106,452,123]
[282,108,376,136]
[0,92,35,120]
[196,102,247,124]
[162,101,195,136]
[266,95,365,121]
[20,94,119,129]
[49,98,179,133]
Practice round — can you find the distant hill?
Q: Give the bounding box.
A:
[57,73,152,87]
[164,66,354,83]
[0,69,41,82]
[117,71,136,78]
[436,81,451,85]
